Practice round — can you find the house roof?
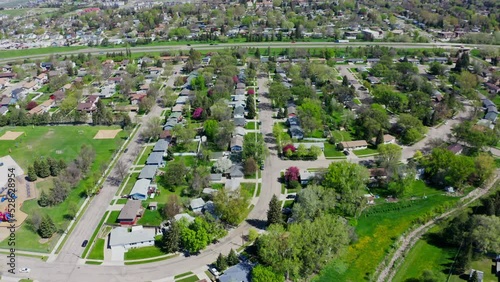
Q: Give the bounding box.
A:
[484,111,497,121]
[210,174,222,181]
[118,200,143,221]
[218,262,253,282]
[109,226,155,247]
[235,88,246,95]
[289,125,304,135]
[287,106,297,115]
[202,188,218,195]
[233,118,247,127]
[138,165,158,179]
[236,83,245,89]
[160,130,172,140]
[371,134,396,143]
[146,152,164,165]
[0,106,8,115]
[130,179,151,198]
[172,104,184,112]
[231,135,244,148]
[153,139,169,152]
[190,198,206,210]
[174,213,195,223]
[149,202,157,208]
[226,165,244,178]
[225,178,241,191]
[341,140,369,148]
[233,127,246,136]
[234,106,245,116]
[447,143,463,154]
[482,99,495,108]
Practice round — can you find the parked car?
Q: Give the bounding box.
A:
[124,148,128,153]
[81,240,88,247]
[286,194,297,199]
[209,267,220,277]
[343,150,350,155]
[19,268,30,273]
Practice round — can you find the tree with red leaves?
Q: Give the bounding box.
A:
[192,107,203,119]
[285,166,300,182]
[26,101,38,110]
[233,76,239,84]
[282,144,296,156]
[207,88,214,96]
[247,89,255,95]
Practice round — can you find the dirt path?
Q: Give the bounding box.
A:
[376,170,500,282]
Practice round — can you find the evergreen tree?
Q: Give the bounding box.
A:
[246,96,256,119]
[227,249,239,266]
[255,48,261,58]
[375,129,384,146]
[33,159,42,177]
[162,220,180,253]
[267,195,283,226]
[38,190,49,207]
[58,159,67,171]
[47,157,60,177]
[215,253,228,271]
[39,159,50,178]
[38,215,56,238]
[27,165,37,182]
[455,244,472,273]
[342,75,349,87]
[470,271,478,282]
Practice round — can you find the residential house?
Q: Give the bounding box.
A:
[289,125,304,140]
[287,105,297,117]
[153,139,169,156]
[484,111,497,122]
[11,88,26,102]
[108,77,123,85]
[129,179,152,200]
[233,106,245,119]
[233,127,246,137]
[190,198,205,213]
[99,84,115,98]
[174,213,195,224]
[293,142,325,151]
[341,140,369,150]
[235,88,246,96]
[370,134,396,145]
[225,178,242,191]
[50,90,65,104]
[40,62,53,71]
[366,76,380,84]
[447,144,463,155]
[0,106,8,116]
[117,200,143,225]
[347,58,365,64]
[146,151,166,167]
[300,169,316,185]
[0,78,9,89]
[1,96,12,106]
[176,96,189,105]
[138,165,158,180]
[231,135,244,152]
[287,116,300,126]
[77,95,99,112]
[22,80,38,92]
[469,269,483,282]
[233,117,247,127]
[225,164,244,179]
[0,73,16,79]
[485,83,500,94]
[369,168,388,180]
[28,99,55,115]
[130,93,147,105]
[218,262,254,282]
[180,89,192,96]
[108,226,155,250]
[172,104,184,113]
[236,83,246,89]
[160,130,172,141]
[148,202,158,211]
[210,174,223,182]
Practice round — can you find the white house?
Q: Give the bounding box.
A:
[109,226,155,251]
[190,198,205,213]
[341,140,368,151]
[129,179,151,200]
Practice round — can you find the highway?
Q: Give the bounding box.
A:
[0,41,489,64]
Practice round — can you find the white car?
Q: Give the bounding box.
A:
[19,267,30,273]
[208,267,220,277]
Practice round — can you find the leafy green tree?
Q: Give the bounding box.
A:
[267,194,283,225]
[269,82,291,108]
[246,95,256,119]
[297,98,323,135]
[242,133,269,164]
[38,159,50,178]
[375,129,384,146]
[322,162,369,217]
[291,185,336,223]
[27,165,37,182]
[47,157,60,177]
[162,220,180,253]
[252,265,284,282]
[388,169,416,197]
[215,253,228,271]
[471,215,500,253]
[204,119,219,141]
[162,161,187,191]
[227,249,239,266]
[213,188,249,225]
[377,144,402,173]
[38,215,57,238]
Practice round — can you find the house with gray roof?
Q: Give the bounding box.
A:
[210,174,222,182]
[225,164,244,179]
[109,226,155,250]
[231,135,244,152]
[289,125,304,140]
[146,152,165,167]
[218,262,254,282]
[117,200,143,225]
[153,139,169,155]
[174,213,195,223]
[233,127,246,137]
[225,178,241,191]
[485,111,497,122]
[0,106,8,116]
[233,106,245,118]
[236,83,245,89]
[190,198,205,213]
[130,179,151,200]
[139,165,158,180]
[233,117,247,127]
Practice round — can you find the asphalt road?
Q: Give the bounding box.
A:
[0,41,485,64]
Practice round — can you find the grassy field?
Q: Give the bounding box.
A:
[241,182,256,198]
[0,8,58,16]
[324,143,347,158]
[353,147,379,157]
[124,245,167,260]
[332,130,353,142]
[122,173,140,196]
[136,145,154,165]
[106,211,120,224]
[87,238,105,260]
[314,189,459,282]
[174,271,194,279]
[0,46,87,59]
[245,121,258,130]
[0,126,124,253]
[137,204,164,226]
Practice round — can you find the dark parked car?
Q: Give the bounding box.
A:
[124,148,128,153]
[286,194,296,199]
[343,150,350,155]
[81,240,88,247]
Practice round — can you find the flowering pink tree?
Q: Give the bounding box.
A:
[285,166,300,182]
[233,75,239,84]
[282,144,296,156]
[207,88,214,96]
[247,89,255,95]
[192,107,203,119]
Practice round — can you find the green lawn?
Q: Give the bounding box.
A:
[137,205,164,226]
[136,146,154,165]
[0,128,123,253]
[324,143,347,158]
[245,121,258,130]
[241,183,256,198]
[85,261,103,265]
[306,129,324,138]
[87,238,105,260]
[122,173,140,196]
[0,8,58,16]
[174,155,197,167]
[353,98,361,105]
[175,271,194,279]
[353,148,379,157]
[0,46,87,59]
[106,211,120,224]
[124,245,167,260]
[124,254,178,265]
[176,275,199,282]
[116,198,128,204]
[315,194,459,282]
[82,211,109,258]
[256,183,262,197]
[283,200,294,209]
[332,130,353,142]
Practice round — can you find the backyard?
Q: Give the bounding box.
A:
[324,143,347,158]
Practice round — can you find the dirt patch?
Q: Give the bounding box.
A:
[93,129,122,139]
[0,131,24,140]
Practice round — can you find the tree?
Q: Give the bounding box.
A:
[213,157,232,173]
[27,165,37,182]
[297,98,323,135]
[203,119,219,141]
[141,116,162,141]
[244,157,257,176]
[242,134,269,164]
[139,96,155,113]
[470,215,500,253]
[291,185,337,223]
[213,188,249,225]
[227,249,239,266]
[67,202,78,219]
[215,120,235,150]
[210,99,232,121]
[284,166,300,183]
[172,124,196,147]
[38,215,57,238]
[75,145,96,175]
[248,228,259,242]
[115,160,128,181]
[323,162,369,217]
[47,158,60,177]
[189,166,210,196]
[215,253,228,271]
[162,220,180,253]
[252,265,284,282]
[38,159,50,178]
[375,129,384,146]
[38,190,49,207]
[388,169,416,197]
[377,144,402,173]
[162,161,187,191]
[269,82,291,108]
[470,271,478,282]
[246,95,256,119]
[163,194,182,219]
[267,194,283,225]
